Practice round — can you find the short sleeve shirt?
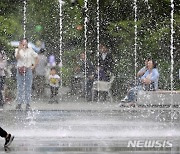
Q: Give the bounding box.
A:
[49,74,60,87]
[15,47,38,68]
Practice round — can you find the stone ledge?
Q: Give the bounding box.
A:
[137,90,180,105]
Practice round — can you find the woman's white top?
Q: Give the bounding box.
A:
[15,47,38,68]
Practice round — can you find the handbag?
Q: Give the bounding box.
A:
[18,66,27,75]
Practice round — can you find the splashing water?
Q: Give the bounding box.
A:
[59,0,63,88]
[170,0,174,93]
[96,0,100,102]
[26,110,40,126]
[84,0,88,100]
[23,0,27,38]
[134,0,137,84]
[170,0,175,145]
[96,0,100,54]
[144,0,151,10]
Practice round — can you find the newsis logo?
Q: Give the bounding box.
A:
[127,140,172,148]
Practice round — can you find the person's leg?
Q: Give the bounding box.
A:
[54,87,58,96]
[86,79,93,101]
[127,87,137,102]
[70,76,75,94]
[50,86,53,99]
[103,92,108,101]
[34,75,44,97]
[52,87,55,97]
[33,75,39,97]
[54,87,59,103]
[0,127,14,147]
[0,92,3,106]
[16,71,25,109]
[25,69,33,105]
[80,78,86,97]
[0,90,4,107]
[48,86,53,103]
[52,87,57,102]
[127,85,142,103]
[0,76,5,106]
[39,76,46,96]
[0,127,7,138]
[50,86,56,102]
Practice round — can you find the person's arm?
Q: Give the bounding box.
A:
[137,70,145,77]
[32,56,39,70]
[141,70,159,85]
[56,74,60,80]
[31,50,39,69]
[0,64,4,70]
[0,60,6,70]
[15,43,24,60]
[142,78,151,84]
[15,49,21,60]
[48,75,52,82]
[137,67,146,77]
[141,71,149,84]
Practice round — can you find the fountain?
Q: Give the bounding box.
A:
[1,0,180,153]
[170,0,174,93]
[170,0,175,147]
[23,0,27,38]
[84,0,88,101]
[59,0,63,88]
[134,0,137,85]
[96,0,100,102]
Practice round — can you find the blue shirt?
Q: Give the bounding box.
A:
[141,68,159,90]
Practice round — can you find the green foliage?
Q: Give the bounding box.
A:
[77,0,83,6]
[60,48,83,85]
[60,66,73,86]
[0,16,22,44]
[62,5,83,42]
[0,15,22,60]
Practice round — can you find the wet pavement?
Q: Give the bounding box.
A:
[1,101,180,154]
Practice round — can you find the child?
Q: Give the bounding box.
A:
[0,127,14,147]
[49,67,60,103]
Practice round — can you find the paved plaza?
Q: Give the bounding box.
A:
[0,97,180,154]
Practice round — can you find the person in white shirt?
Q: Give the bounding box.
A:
[15,38,39,110]
[48,67,60,103]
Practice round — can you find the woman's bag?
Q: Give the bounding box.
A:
[18,66,27,75]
